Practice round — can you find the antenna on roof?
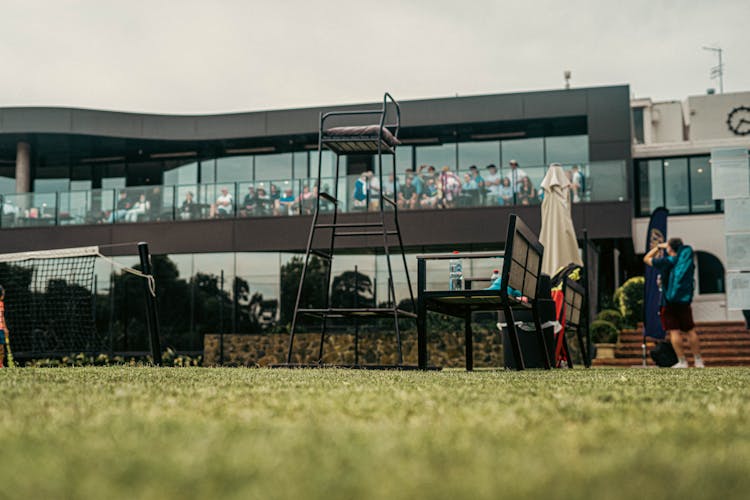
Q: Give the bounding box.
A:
[702,46,724,94]
[564,70,572,90]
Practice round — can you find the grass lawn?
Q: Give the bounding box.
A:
[1,367,749,499]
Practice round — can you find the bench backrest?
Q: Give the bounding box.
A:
[562,277,585,329]
[500,214,544,301]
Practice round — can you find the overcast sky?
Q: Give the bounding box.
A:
[0,0,747,114]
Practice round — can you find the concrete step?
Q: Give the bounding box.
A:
[593,356,750,367]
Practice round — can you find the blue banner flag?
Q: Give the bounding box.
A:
[644,207,668,339]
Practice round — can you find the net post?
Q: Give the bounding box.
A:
[137,242,162,366]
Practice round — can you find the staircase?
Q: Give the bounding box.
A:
[593,322,750,367]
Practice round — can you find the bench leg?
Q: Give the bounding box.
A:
[465,310,473,371]
[532,303,552,370]
[576,329,590,368]
[502,304,525,371]
[417,297,428,369]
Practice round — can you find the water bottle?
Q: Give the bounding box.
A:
[449,252,463,291]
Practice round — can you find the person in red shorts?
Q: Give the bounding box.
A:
[644,238,704,368]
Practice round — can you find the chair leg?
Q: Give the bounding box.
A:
[464,310,473,371]
[502,304,525,371]
[532,303,552,370]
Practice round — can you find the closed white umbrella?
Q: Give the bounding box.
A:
[539,164,582,276]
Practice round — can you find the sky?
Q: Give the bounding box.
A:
[0,0,748,114]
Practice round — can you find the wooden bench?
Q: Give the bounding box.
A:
[416,214,551,371]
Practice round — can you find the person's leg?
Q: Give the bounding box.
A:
[687,329,704,367]
[669,329,685,359]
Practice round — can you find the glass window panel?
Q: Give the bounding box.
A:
[101,163,126,190]
[319,150,336,179]
[544,135,589,166]
[501,138,544,171]
[632,108,645,144]
[200,158,216,183]
[0,166,14,194]
[637,160,663,214]
[395,146,413,175]
[34,165,70,193]
[163,160,198,186]
[255,153,292,181]
[292,152,308,179]
[690,156,714,213]
[458,141,500,172]
[217,156,253,183]
[664,158,689,214]
[587,160,628,202]
[416,144,456,171]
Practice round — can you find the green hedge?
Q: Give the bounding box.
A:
[590,320,619,344]
[596,309,624,330]
[613,277,644,328]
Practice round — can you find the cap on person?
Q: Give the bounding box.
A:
[510,159,519,166]
[486,164,497,170]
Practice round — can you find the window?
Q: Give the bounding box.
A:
[164,161,198,186]
[501,138,544,170]
[696,251,725,294]
[544,135,588,166]
[638,159,664,214]
[395,146,413,175]
[33,165,70,193]
[632,107,645,144]
[0,166,15,194]
[689,156,714,213]
[292,152,308,179]
[200,158,216,184]
[101,164,126,190]
[663,158,689,214]
[415,144,456,170]
[255,153,292,182]
[217,156,252,183]
[458,141,500,171]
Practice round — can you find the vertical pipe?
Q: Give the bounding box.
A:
[219,269,224,365]
[137,242,162,366]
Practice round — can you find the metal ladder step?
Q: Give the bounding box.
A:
[319,192,338,204]
[315,222,384,229]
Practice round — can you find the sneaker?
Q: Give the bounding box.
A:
[671,359,688,369]
[694,357,705,368]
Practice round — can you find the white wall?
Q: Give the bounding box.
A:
[688,92,750,141]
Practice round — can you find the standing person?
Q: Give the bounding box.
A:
[484,164,501,204]
[508,160,528,193]
[0,285,8,368]
[644,238,704,368]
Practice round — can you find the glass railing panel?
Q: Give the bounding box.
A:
[0,192,56,228]
[585,160,627,202]
[197,183,236,219]
[171,184,203,221]
[112,186,172,224]
[59,189,116,225]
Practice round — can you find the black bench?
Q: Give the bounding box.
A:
[416,214,551,371]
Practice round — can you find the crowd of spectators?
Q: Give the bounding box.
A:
[353,161,586,211]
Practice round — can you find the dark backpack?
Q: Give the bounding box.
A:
[664,245,695,304]
[650,341,678,367]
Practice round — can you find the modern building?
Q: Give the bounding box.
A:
[631,90,750,321]
[0,85,635,351]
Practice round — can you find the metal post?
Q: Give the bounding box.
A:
[219,269,225,365]
[583,228,592,367]
[137,242,162,366]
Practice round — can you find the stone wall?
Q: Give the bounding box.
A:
[204,330,504,368]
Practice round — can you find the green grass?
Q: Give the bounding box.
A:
[1,368,749,500]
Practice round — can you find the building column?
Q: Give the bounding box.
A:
[15,141,31,193]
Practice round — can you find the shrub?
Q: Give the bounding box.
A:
[596,309,624,330]
[590,320,619,344]
[613,276,644,328]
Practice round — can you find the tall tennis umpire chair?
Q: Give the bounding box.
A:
[284,93,417,367]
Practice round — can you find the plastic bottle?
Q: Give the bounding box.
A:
[449,252,464,291]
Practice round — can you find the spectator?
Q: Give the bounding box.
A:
[498,177,514,205]
[256,186,272,215]
[460,173,478,206]
[279,188,297,215]
[298,184,315,215]
[469,165,485,204]
[485,164,501,204]
[570,165,583,202]
[240,185,257,217]
[211,187,234,218]
[517,176,537,204]
[508,159,528,192]
[269,183,281,215]
[179,191,199,220]
[399,175,419,210]
[407,167,424,195]
[383,172,399,202]
[111,190,130,222]
[352,171,370,209]
[439,166,461,208]
[420,177,440,209]
[125,193,150,222]
[368,171,381,210]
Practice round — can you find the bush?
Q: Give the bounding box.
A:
[590,320,619,344]
[613,276,644,328]
[596,309,624,330]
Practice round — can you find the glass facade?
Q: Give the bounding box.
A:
[635,155,720,216]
